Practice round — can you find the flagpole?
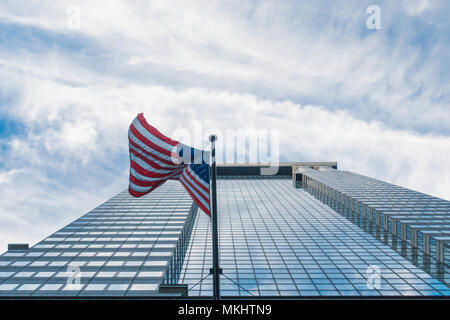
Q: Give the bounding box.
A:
[209,134,221,300]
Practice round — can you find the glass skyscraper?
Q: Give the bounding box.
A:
[0,163,449,297]
[0,182,196,296]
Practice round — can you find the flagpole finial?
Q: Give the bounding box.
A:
[209,134,217,143]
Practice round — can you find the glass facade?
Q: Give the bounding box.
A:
[297,168,450,285]
[0,181,195,296]
[0,165,449,297]
[179,176,449,296]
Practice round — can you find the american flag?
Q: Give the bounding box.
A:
[128,113,211,215]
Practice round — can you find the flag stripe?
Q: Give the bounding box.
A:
[180,182,210,214]
[137,113,178,147]
[184,166,209,193]
[133,116,177,152]
[180,174,210,213]
[130,152,176,175]
[129,180,153,193]
[180,169,210,208]
[129,123,173,158]
[130,161,177,180]
[183,167,210,199]
[180,170,209,204]
[129,180,165,196]
[128,113,210,215]
[130,167,185,185]
[128,131,173,164]
[129,143,178,169]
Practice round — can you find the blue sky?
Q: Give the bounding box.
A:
[0,0,449,250]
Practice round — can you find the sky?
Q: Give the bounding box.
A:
[0,0,449,251]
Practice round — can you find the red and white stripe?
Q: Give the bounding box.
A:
[179,166,210,214]
[128,113,210,215]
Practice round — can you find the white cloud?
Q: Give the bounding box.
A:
[7,77,450,199]
[402,0,431,15]
[1,78,450,251]
[0,1,449,250]
[0,168,125,252]
[0,1,448,131]
[0,169,22,184]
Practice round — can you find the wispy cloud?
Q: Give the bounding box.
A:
[0,0,449,250]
